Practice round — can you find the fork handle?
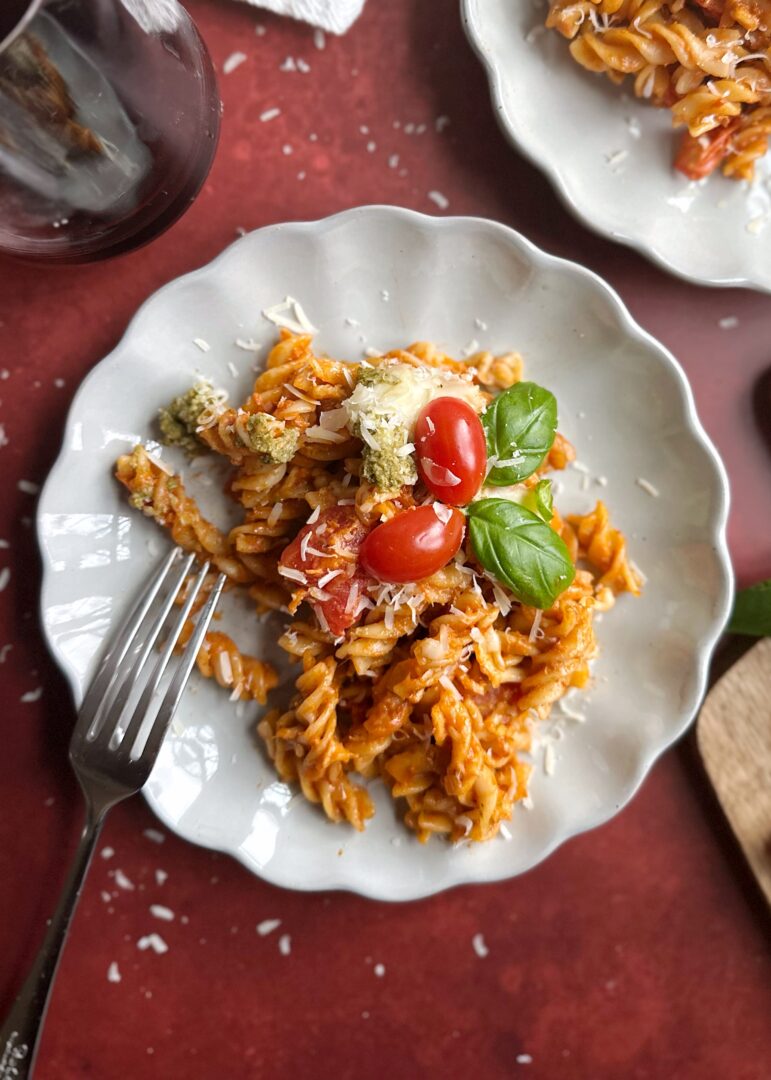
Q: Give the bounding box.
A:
[0,809,104,1080]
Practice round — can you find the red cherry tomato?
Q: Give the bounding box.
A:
[360,505,465,583]
[415,397,487,506]
[280,506,370,636]
[675,123,737,181]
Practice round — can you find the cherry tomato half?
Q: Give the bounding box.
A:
[280,506,370,636]
[675,123,736,181]
[415,397,487,506]
[359,505,465,583]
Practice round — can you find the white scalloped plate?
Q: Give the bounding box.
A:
[463,0,771,292]
[37,207,732,900]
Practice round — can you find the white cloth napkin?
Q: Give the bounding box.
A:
[238,0,366,34]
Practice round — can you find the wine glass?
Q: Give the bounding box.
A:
[0,0,220,263]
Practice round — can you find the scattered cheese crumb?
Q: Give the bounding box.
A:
[436,115,450,132]
[428,190,449,210]
[0,568,10,592]
[17,479,40,494]
[544,742,556,776]
[636,477,660,498]
[193,338,210,352]
[313,28,326,50]
[278,933,292,956]
[21,687,42,703]
[154,869,168,886]
[374,963,386,977]
[235,338,261,352]
[605,149,628,170]
[516,1054,533,1065]
[223,52,247,75]
[718,316,739,330]
[100,847,115,860]
[262,296,318,335]
[143,828,165,844]
[257,918,282,937]
[746,216,767,235]
[0,644,11,663]
[107,962,121,983]
[260,107,281,122]
[150,904,174,921]
[137,934,168,954]
[472,933,489,958]
[113,869,135,891]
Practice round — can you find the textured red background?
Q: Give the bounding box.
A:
[1,2,770,1078]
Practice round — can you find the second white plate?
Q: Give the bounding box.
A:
[463,0,771,292]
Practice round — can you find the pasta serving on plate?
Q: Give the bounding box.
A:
[546,0,771,181]
[116,329,641,843]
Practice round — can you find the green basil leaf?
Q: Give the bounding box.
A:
[728,579,771,636]
[483,381,557,485]
[467,498,575,609]
[521,479,554,524]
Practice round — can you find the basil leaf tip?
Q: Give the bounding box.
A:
[728,579,771,637]
[468,497,575,610]
[483,381,558,486]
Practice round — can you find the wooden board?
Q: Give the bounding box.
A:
[697,638,771,907]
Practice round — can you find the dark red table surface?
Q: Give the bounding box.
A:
[1,3,770,1078]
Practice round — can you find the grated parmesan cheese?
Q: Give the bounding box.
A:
[213,649,233,686]
[422,458,461,487]
[262,296,317,335]
[279,565,308,584]
[223,52,247,75]
[317,569,343,588]
[305,425,347,443]
[636,477,660,498]
[471,933,489,958]
[433,502,452,524]
[528,609,543,643]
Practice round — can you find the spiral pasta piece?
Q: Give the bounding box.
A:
[568,501,643,596]
[547,0,771,177]
[115,446,254,585]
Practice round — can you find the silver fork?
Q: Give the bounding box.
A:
[0,548,226,1080]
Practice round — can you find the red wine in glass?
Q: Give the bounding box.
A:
[0,0,220,263]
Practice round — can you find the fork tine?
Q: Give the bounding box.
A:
[74,546,181,738]
[140,572,227,764]
[90,552,197,744]
[118,561,213,756]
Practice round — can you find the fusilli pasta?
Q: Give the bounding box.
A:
[116,328,641,844]
[546,0,771,179]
